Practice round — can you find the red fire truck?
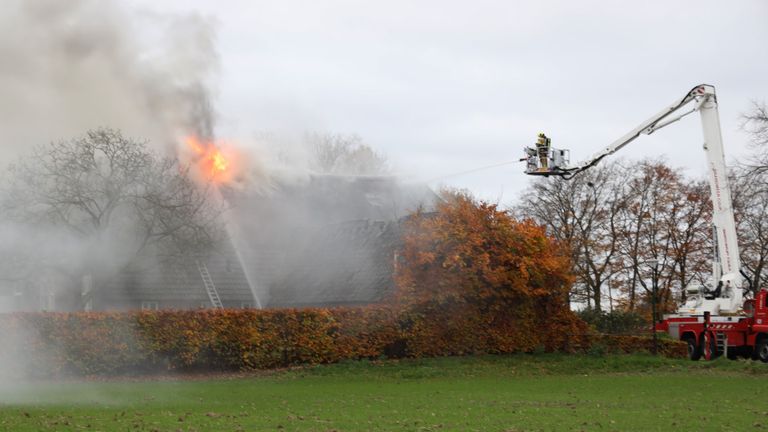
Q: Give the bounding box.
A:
[656,290,768,361]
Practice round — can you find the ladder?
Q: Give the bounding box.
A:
[715,332,727,357]
[196,260,223,309]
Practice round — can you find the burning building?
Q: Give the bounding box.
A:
[0,129,438,312]
[94,174,437,311]
[0,145,438,312]
[224,174,438,308]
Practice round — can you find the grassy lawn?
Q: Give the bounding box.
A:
[1,354,768,431]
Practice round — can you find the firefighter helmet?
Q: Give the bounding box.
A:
[536,133,548,146]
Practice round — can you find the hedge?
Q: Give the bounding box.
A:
[585,334,687,358]
[0,307,683,378]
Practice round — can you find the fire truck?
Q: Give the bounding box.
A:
[523,84,768,362]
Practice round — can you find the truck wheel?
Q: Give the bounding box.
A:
[684,336,701,361]
[756,338,768,363]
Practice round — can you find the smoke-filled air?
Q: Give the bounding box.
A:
[0,0,438,394]
[2,0,768,428]
[0,0,218,157]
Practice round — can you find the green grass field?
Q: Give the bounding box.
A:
[1,354,767,431]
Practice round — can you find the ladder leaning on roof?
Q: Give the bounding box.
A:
[196,259,223,309]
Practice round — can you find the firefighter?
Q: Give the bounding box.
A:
[535,133,551,170]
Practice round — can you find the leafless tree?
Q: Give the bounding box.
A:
[734,102,768,294]
[612,161,655,311]
[733,168,768,295]
[742,101,768,172]
[617,161,710,314]
[305,132,389,175]
[0,128,223,308]
[665,179,712,300]
[516,161,627,311]
[517,158,712,314]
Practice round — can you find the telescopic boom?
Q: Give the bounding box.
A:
[523,84,743,314]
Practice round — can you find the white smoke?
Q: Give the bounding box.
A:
[0,0,219,162]
[0,0,222,392]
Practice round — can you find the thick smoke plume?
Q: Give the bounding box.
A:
[0,1,436,397]
[0,0,221,398]
[0,0,219,162]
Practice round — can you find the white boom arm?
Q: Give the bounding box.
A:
[525,84,743,314]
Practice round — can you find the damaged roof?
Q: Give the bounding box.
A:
[100,175,437,310]
[99,237,254,309]
[223,175,438,308]
[268,219,401,308]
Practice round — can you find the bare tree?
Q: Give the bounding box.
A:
[742,101,768,172]
[734,102,768,294]
[0,128,223,308]
[612,161,655,311]
[305,132,389,175]
[665,179,712,300]
[517,158,712,314]
[625,162,684,313]
[612,160,711,314]
[733,168,768,295]
[516,161,627,311]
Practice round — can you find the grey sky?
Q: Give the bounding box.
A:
[33,0,768,202]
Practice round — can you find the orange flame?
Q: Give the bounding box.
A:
[184,135,236,183]
[211,150,229,173]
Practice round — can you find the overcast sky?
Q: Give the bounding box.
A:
[128,0,768,203]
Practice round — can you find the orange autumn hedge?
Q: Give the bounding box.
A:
[587,334,687,358]
[0,306,682,378]
[0,307,402,377]
[0,305,579,377]
[0,193,683,377]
